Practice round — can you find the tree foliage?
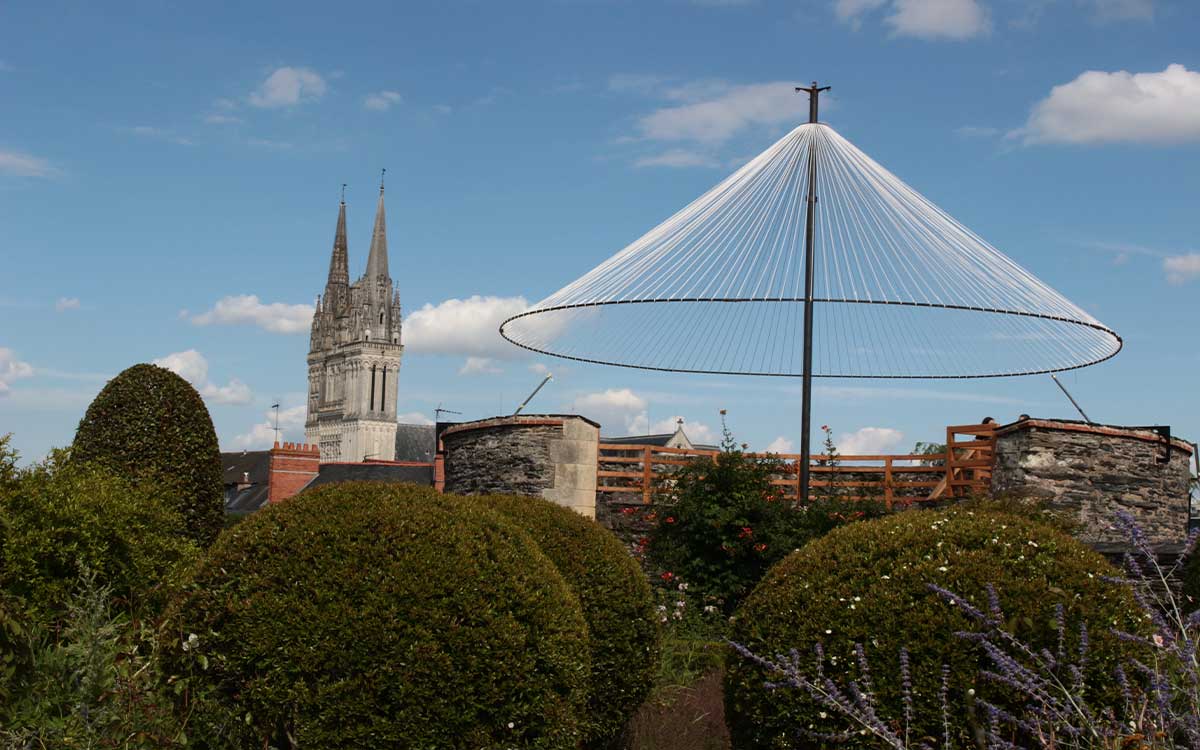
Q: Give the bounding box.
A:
[0,451,199,624]
[72,363,224,546]
[646,425,884,613]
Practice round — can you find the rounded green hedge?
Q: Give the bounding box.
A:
[725,507,1139,748]
[0,454,198,622]
[162,482,590,749]
[73,364,223,546]
[476,493,661,746]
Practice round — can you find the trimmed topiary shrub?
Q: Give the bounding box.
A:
[73,363,223,546]
[725,507,1141,748]
[476,492,661,747]
[162,482,590,749]
[0,451,199,623]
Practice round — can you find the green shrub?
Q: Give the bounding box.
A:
[0,452,199,623]
[72,363,224,546]
[0,569,184,748]
[162,482,590,749]
[647,427,884,614]
[476,492,661,747]
[725,507,1140,748]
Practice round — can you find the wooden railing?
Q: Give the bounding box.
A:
[597,423,996,508]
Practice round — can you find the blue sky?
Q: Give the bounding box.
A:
[1,0,1198,462]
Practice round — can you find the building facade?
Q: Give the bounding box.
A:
[305,184,403,462]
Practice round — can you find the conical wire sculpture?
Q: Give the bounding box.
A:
[500,84,1121,498]
[502,121,1121,377]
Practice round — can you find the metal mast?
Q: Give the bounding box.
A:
[796,81,829,503]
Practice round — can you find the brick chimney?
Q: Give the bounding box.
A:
[267,442,320,503]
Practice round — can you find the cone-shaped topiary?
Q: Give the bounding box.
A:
[162,482,591,750]
[73,363,223,546]
[476,493,661,747]
[725,507,1141,748]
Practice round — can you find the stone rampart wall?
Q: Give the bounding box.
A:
[441,415,600,517]
[991,419,1193,548]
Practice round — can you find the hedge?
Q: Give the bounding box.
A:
[0,453,199,622]
[725,507,1140,748]
[476,492,661,746]
[73,363,223,546]
[162,482,590,749]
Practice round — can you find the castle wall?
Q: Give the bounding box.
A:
[440,415,599,517]
[991,419,1194,548]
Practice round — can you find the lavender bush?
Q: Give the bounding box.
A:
[732,513,1200,749]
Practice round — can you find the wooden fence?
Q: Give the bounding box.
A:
[597,422,996,508]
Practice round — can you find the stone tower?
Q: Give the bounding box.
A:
[305,183,403,462]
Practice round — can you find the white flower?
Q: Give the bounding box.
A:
[1153,634,1165,648]
[678,582,688,591]
[1028,540,1039,548]
[819,711,828,719]
[675,600,686,608]
[703,605,718,614]
[825,629,832,635]
[183,633,200,651]
[507,722,515,729]
[938,566,948,572]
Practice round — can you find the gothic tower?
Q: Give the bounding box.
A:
[305,181,404,462]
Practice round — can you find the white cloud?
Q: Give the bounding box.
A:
[955,125,1000,138]
[231,405,306,450]
[458,356,502,375]
[1164,253,1200,285]
[188,295,314,334]
[837,427,905,455]
[204,113,243,125]
[635,149,719,168]
[637,81,806,144]
[0,348,34,396]
[628,415,717,444]
[1014,64,1200,145]
[835,0,989,39]
[55,297,80,312]
[1087,0,1153,21]
[814,384,1031,407]
[569,388,715,442]
[887,0,988,39]
[364,90,403,111]
[569,388,647,433]
[122,125,193,146]
[152,349,253,405]
[397,411,434,425]
[404,295,529,358]
[766,436,794,453]
[0,150,58,178]
[248,66,327,108]
[835,0,887,26]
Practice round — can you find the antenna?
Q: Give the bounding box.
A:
[340,183,346,203]
[271,402,281,444]
[380,168,386,192]
[1050,374,1093,424]
[513,373,553,416]
[434,403,462,422]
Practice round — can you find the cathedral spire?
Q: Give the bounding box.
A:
[326,196,350,290]
[365,173,389,283]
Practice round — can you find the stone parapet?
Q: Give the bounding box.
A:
[991,418,1194,548]
[441,415,600,517]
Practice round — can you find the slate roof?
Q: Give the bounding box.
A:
[307,462,435,489]
[394,423,437,462]
[221,450,272,513]
[221,450,270,485]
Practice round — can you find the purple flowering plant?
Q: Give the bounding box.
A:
[731,512,1200,749]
